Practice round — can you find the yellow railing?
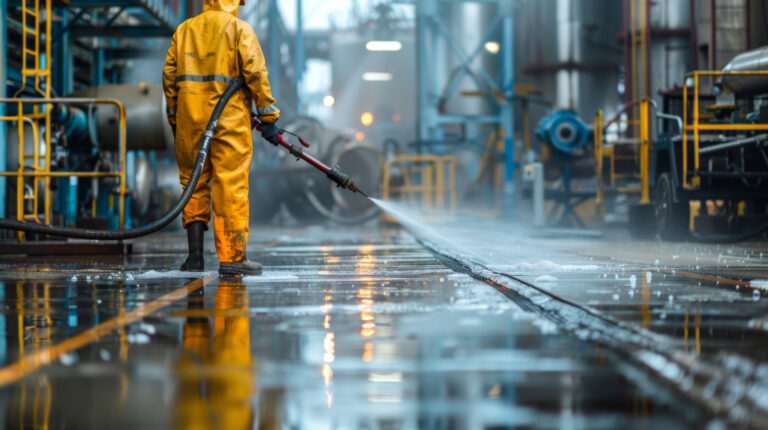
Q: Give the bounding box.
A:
[682,70,768,189]
[594,99,652,206]
[0,98,128,239]
[382,154,457,212]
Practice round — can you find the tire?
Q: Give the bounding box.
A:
[655,173,690,240]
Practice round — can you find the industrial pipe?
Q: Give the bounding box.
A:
[719,46,768,96]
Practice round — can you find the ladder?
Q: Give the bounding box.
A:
[12,0,53,238]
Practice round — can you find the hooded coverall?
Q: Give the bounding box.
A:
[162,0,279,263]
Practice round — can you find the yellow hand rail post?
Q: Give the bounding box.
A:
[639,99,651,205]
[683,75,689,189]
[0,98,128,236]
[693,72,700,188]
[594,110,604,213]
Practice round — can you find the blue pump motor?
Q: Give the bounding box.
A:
[536,110,591,156]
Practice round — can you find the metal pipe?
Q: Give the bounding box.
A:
[720,46,768,95]
[698,133,768,154]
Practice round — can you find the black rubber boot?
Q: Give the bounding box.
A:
[180,221,205,272]
[219,259,262,277]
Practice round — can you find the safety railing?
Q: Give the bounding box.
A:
[682,70,768,189]
[0,98,128,240]
[594,99,652,208]
[381,154,457,214]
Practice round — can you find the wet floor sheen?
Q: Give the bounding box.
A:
[0,227,711,429]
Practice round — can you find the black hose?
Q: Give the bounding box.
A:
[0,77,245,240]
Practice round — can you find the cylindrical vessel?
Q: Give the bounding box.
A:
[516,0,623,118]
[440,2,499,116]
[720,46,768,96]
[69,84,174,151]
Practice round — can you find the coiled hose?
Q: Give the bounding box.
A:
[0,77,245,240]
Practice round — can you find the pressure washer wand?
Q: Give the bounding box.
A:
[252,115,369,198]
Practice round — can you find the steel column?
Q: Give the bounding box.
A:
[0,2,6,218]
[267,0,281,103]
[500,2,515,218]
[294,0,305,114]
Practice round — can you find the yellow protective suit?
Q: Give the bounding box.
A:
[163,0,279,263]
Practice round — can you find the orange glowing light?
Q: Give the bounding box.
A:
[361,312,374,321]
[357,288,372,298]
[323,314,331,329]
[317,270,331,275]
[360,298,374,306]
[359,244,375,254]
[323,332,335,363]
[362,342,373,362]
[361,112,374,126]
[356,132,365,141]
[322,363,333,386]
[393,113,401,123]
[361,327,376,338]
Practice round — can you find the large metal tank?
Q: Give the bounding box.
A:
[439,2,499,116]
[649,0,692,103]
[720,46,768,96]
[69,84,174,151]
[516,0,624,118]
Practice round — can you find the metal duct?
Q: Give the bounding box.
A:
[720,46,768,96]
[69,84,174,151]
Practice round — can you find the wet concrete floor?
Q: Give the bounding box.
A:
[0,224,747,428]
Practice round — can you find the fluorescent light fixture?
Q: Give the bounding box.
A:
[323,95,335,107]
[366,41,403,52]
[363,72,394,82]
[484,41,500,54]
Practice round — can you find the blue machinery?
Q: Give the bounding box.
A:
[416,0,516,216]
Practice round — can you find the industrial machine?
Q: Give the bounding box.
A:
[533,109,596,228]
[595,47,768,240]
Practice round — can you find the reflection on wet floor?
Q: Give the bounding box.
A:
[0,228,711,428]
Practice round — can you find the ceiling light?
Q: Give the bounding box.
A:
[366,41,403,52]
[363,72,394,82]
[484,41,500,54]
[323,95,335,107]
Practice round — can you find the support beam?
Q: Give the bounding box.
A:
[500,1,515,218]
[0,2,6,218]
[70,25,173,38]
[267,0,281,102]
[294,0,305,114]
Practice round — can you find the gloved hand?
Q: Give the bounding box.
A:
[261,121,279,145]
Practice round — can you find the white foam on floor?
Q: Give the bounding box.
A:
[750,280,768,291]
[133,270,218,279]
[242,271,300,282]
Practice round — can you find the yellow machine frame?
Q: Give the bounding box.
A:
[594,99,652,210]
[682,70,768,189]
[382,155,457,212]
[3,0,128,240]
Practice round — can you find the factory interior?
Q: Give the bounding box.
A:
[5,0,768,428]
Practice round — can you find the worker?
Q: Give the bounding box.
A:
[163,0,280,277]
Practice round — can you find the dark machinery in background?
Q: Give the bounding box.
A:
[250,117,380,225]
[597,46,768,241]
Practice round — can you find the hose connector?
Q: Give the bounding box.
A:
[326,165,352,190]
